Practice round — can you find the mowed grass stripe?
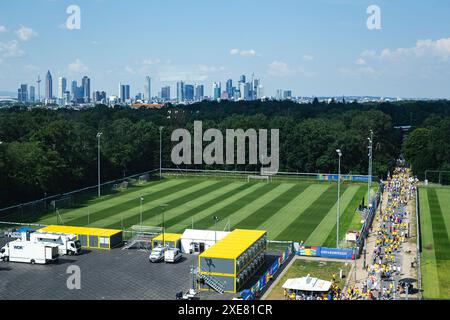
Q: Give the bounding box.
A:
[419,188,440,298]
[53,179,194,227]
[164,182,251,229]
[92,180,216,228]
[169,183,266,233]
[141,180,236,226]
[427,189,450,260]
[278,185,344,242]
[103,180,227,229]
[307,185,361,246]
[194,183,277,230]
[37,179,180,225]
[235,183,308,230]
[258,184,330,240]
[435,188,450,238]
[222,183,299,230]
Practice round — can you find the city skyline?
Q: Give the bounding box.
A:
[1,0,450,98]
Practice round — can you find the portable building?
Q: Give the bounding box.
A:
[180,229,230,254]
[38,225,122,250]
[152,233,182,249]
[198,229,267,293]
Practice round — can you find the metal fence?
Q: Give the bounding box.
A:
[415,188,422,299]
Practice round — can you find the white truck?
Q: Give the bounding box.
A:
[30,232,81,255]
[0,240,59,264]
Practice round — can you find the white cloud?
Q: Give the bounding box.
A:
[268,60,292,76]
[143,58,161,65]
[0,25,8,33]
[125,66,136,74]
[230,48,257,57]
[356,58,366,65]
[68,58,89,73]
[380,38,450,61]
[0,40,25,58]
[302,54,314,61]
[15,25,38,41]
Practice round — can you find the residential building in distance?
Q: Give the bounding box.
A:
[283,90,292,100]
[93,91,106,104]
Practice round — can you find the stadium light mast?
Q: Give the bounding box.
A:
[213,216,220,243]
[139,195,144,229]
[336,149,342,248]
[159,126,163,180]
[368,130,374,209]
[96,132,103,198]
[160,203,168,245]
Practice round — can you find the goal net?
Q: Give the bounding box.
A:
[247,175,270,183]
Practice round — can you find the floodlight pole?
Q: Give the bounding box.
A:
[96,132,103,198]
[160,204,167,245]
[140,195,144,229]
[336,149,342,248]
[159,126,163,180]
[368,130,373,209]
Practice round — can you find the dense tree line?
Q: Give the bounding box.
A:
[0,100,449,207]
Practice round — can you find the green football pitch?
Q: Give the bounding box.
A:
[419,186,450,299]
[25,177,370,246]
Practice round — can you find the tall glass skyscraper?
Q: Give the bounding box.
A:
[45,70,53,100]
[145,76,151,101]
[177,81,185,102]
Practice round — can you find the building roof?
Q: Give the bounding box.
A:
[39,225,121,237]
[152,233,182,243]
[282,275,332,292]
[199,229,266,260]
[181,229,230,242]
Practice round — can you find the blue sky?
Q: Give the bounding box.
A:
[1,0,450,98]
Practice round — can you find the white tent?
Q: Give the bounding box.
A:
[282,275,332,292]
[180,229,230,254]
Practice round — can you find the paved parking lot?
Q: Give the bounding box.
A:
[0,238,195,300]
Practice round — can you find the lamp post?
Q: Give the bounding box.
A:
[213,216,220,243]
[159,126,163,180]
[368,130,373,209]
[336,149,342,248]
[139,195,144,229]
[96,132,103,198]
[160,204,168,245]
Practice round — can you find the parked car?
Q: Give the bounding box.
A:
[149,246,167,263]
[164,248,182,263]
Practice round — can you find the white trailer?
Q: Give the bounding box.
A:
[0,240,59,264]
[30,232,81,255]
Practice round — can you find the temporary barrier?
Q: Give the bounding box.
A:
[294,244,353,260]
[38,225,123,249]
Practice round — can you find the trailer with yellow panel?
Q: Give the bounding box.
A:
[198,229,267,293]
[152,233,182,249]
[38,225,123,250]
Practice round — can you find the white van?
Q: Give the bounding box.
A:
[149,246,167,263]
[164,248,182,263]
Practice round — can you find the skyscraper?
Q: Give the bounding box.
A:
[176,81,185,102]
[194,84,204,101]
[283,90,292,100]
[161,86,170,101]
[29,85,35,102]
[184,84,194,101]
[71,80,78,101]
[213,82,221,100]
[58,77,67,99]
[45,70,53,100]
[239,75,246,84]
[226,79,233,99]
[145,76,151,101]
[119,84,130,102]
[17,84,28,103]
[82,76,90,103]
